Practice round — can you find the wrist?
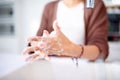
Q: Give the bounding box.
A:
[79,45,84,58]
[70,44,84,58]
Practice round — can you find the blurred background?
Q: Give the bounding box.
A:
[0,0,52,54]
[0,0,120,61]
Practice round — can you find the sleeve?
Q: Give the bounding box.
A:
[36,3,50,36]
[86,0,109,60]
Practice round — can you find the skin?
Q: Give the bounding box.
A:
[63,0,84,8]
[21,0,100,62]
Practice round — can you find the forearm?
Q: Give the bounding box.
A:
[64,44,100,61]
[80,45,100,61]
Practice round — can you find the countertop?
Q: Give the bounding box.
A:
[0,54,120,80]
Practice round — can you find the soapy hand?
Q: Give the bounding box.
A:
[21,21,75,63]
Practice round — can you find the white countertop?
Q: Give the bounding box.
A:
[0,54,120,80]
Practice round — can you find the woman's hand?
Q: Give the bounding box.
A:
[21,31,51,63]
[21,21,81,63]
[31,21,76,56]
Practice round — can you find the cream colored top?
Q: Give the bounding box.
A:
[56,1,85,45]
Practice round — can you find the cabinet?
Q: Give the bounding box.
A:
[0,0,22,53]
[0,2,14,36]
[103,0,120,41]
[107,7,120,41]
[0,0,52,54]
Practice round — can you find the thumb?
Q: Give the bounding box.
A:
[53,20,61,35]
[42,30,49,37]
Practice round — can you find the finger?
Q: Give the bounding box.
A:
[31,54,50,63]
[53,21,63,37]
[21,46,39,55]
[35,50,47,57]
[25,53,39,61]
[42,30,49,37]
[31,56,41,63]
[29,51,44,63]
[53,21,69,40]
[53,20,60,33]
[27,36,38,41]
[30,41,38,46]
[35,50,50,60]
[27,36,42,42]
